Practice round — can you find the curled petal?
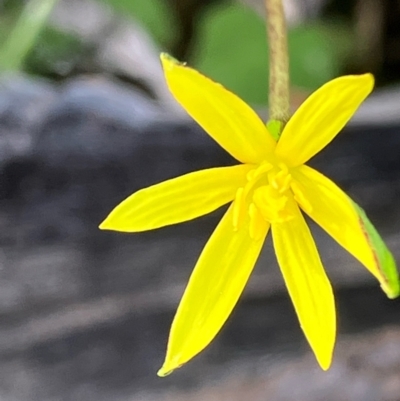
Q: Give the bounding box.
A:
[292,165,399,298]
[100,164,252,232]
[272,200,336,370]
[352,202,399,298]
[158,204,269,376]
[161,53,276,164]
[276,74,374,166]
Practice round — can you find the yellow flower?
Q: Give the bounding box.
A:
[100,54,400,376]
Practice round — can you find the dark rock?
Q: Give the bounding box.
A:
[0,75,56,164]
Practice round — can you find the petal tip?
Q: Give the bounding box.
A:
[311,338,335,372]
[98,219,110,230]
[361,72,375,92]
[160,53,184,71]
[157,365,174,377]
[363,72,374,81]
[315,347,334,371]
[98,215,124,231]
[383,281,400,299]
[157,358,182,377]
[320,359,332,371]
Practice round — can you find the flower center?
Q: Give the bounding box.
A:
[232,161,295,239]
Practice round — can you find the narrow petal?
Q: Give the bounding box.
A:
[292,165,399,298]
[100,164,252,232]
[272,201,336,370]
[158,204,269,376]
[161,53,275,164]
[276,74,374,166]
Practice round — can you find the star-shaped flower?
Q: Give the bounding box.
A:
[100,54,400,376]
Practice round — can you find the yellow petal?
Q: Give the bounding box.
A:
[158,204,269,376]
[292,165,399,298]
[276,74,374,166]
[271,201,336,370]
[100,164,252,232]
[161,53,275,164]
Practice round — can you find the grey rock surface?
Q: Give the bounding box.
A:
[49,0,187,117]
[0,73,399,400]
[144,326,400,401]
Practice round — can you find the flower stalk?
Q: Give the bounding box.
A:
[265,0,290,127]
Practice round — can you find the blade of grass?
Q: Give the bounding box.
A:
[0,0,59,71]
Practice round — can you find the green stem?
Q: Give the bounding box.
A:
[265,0,290,125]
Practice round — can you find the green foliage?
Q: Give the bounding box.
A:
[110,0,353,105]
[0,0,59,71]
[0,0,354,104]
[195,3,353,104]
[288,22,353,90]
[99,0,174,46]
[195,4,269,104]
[24,26,84,78]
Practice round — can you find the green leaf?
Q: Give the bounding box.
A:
[352,202,400,299]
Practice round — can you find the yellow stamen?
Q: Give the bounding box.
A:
[232,187,245,230]
[291,181,313,214]
[248,202,267,240]
[279,173,292,193]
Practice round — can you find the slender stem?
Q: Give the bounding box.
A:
[265,0,290,125]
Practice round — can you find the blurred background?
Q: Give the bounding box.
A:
[0,0,400,400]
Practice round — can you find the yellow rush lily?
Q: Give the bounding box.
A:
[100,53,400,375]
